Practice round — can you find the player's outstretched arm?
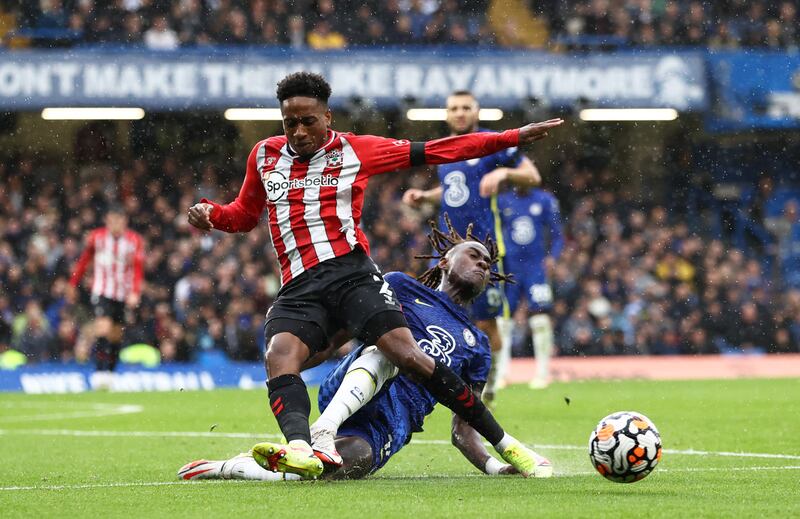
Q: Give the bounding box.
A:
[349,118,563,177]
[450,384,518,476]
[402,186,443,208]
[423,118,562,167]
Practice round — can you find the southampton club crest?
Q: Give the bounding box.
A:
[259,156,277,182]
[325,149,343,168]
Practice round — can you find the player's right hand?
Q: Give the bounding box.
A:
[402,189,426,208]
[188,203,215,231]
[517,118,564,144]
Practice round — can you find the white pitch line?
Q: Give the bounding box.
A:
[1,428,800,461]
[565,465,800,476]
[0,480,243,492]
[2,466,800,492]
[0,404,143,423]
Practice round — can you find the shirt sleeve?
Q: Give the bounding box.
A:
[342,134,415,176]
[202,141,267,233]
[69,230,96,287]
[423,129,520,166]
[130,233,145,297]
[345,129,520,177]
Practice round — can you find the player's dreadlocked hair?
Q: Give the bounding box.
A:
[276,72,332,104]
[416,213,513,289]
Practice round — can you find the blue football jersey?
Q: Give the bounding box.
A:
[318,272,491,471]
[437,128,524,241]
[498,188,564,266]
[385,271,492,430]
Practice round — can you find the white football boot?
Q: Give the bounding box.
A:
[310,422,343,467]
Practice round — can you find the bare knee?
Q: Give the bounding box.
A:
[94,317,113,337]
[265,333,310,378]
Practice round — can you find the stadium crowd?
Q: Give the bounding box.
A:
[1,127,799,367]
[2,0,798,50]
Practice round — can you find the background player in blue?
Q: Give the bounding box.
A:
[402,90,542,403]
[495,187,564,390]
[178,220,552,481]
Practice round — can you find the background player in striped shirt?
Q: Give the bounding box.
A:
[401,90,541,404]
[68,206,144,377]
[187,72,562,478]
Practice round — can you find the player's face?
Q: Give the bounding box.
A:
[106,213,127,236]
[445,95,479,135]
[281,96,332,157]
[445,241,491,298]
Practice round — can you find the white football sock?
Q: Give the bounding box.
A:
[529,314,554,382]
[493,432,518,453]
[314,346,398,433]
[495,316,514,384]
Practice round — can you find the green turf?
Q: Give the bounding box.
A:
[1,378,799,518]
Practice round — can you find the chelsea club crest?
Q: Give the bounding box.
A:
[463,329,476,347]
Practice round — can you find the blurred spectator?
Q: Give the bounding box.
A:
[287,15,306,49]
[143,14,179,50]
[174,0,207,45]
[778,1,798,50]
[120,12,144,44]
[307,19,346,49]
[3,0,797,50]
[219,8,250,44]
[775,200,800,288]
[37,0,68,29]
[708,21,739,49]
[12,301,54,362]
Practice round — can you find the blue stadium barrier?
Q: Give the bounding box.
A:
[0,359,337,393]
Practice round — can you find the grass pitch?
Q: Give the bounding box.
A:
[1,378,799,518]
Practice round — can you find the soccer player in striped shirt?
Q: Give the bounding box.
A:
[69,206,144,378]
[188,72,562,478]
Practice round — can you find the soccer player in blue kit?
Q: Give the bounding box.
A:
[495,187,564,390]
[402,90,542,403]
[178,219,552,481]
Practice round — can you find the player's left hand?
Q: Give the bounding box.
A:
[517,118,564,144]
[479,168,508,197]
[125,293,141,308]
[498,464,520,475]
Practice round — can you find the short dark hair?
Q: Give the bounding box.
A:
[276,72,332,104]
[106,204,126,216]
[449,90,475,98]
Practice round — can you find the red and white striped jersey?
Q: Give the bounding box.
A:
[70,227,145,302]
[203,128,519,285]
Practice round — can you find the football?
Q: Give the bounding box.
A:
[589,411,662,483]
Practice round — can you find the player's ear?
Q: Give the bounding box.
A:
[324,108,332,126]
[437,256,449,271]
